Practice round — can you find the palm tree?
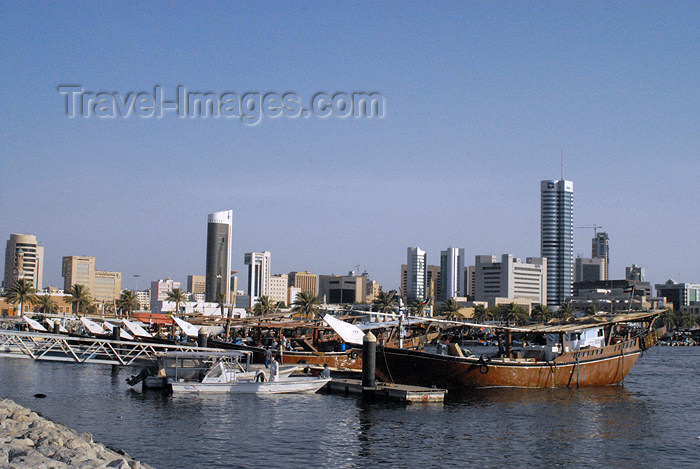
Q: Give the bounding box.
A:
[443,298,460,321]
[503,303,529,326]
[292,291,322,319]
[253,296,277,316]
[4,279,38,315]
[557,302,576,321]
[473,304,491,323]
[530,304,552,323]
[408,299,426,317]
[661,309,677,330]
[66,284,91,316]
[166,288,187,316]
[35,294,58,315]
[166,288,187,340]
[116,290,139,317]
[373,291,398,314]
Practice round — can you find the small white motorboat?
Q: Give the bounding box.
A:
[170,359,331,394]
[168,352,330,394]
[131,350,311,392]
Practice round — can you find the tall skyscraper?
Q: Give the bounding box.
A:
[405,247,427,302]
[3,234,44,290]
[244,251,271,307]
[205,210,232,302]
[592,232,609,280]
[541,179,574,306]
[439,247,465,301]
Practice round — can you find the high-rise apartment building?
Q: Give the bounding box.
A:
[269,274,288,305]
[473,254,547,305]
[574,257,606,283]
[541,179,574,306]
[187,275,206,295]
[288,271,319,296]
[62,256,121,303]
[150,278,181,311]
[3,234,44,290]
[401,263,439,302]
[244,251,271,308]
[205,210,232,303]
[439,248,465,301]
[135,290,150,310]
[405,247,427,302]
[62,256,95,292]
[626,264,646,282]
[592,232,609,280]
[466,266,476,299]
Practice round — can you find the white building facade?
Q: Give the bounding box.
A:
[474,254,547,306]
[439,247,465,301]
[244,251,271,308]
[541,179,574,306]
[406,247,427,302]
[3,234,44,290]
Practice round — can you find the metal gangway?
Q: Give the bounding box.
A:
[0,330,221,367]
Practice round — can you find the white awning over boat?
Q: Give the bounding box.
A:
[104,321,135,340]
[323,314,365,345]
[172,316,201,338]
[23,315,47,332]
[122,318,153,338]
[80,317,106,335]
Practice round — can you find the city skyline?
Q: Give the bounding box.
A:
[2,3,698,293]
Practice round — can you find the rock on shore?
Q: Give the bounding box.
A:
[0,398,153,469]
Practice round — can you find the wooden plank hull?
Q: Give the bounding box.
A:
[376,333,660,389]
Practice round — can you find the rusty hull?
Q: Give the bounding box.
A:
[376,328,664,389]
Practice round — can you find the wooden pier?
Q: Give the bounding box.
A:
[324,378,446,403]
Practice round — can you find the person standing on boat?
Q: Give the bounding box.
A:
[265,347,272,368]
[270,355,279,382]
[320,364,331,379]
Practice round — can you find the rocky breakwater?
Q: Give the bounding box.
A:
[0,398,153,468]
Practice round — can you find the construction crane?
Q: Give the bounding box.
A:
[575,224,603,237]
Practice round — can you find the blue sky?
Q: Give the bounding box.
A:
[2,2,698,292]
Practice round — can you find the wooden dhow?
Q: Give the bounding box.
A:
[375,311,666,390]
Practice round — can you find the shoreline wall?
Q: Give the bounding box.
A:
[0,398,153,468]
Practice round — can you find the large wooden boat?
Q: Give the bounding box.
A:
[375,311,666,390]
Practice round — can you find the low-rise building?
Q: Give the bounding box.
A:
[319,271,379,304]
[473,254,547,307]
[655,280,700,311]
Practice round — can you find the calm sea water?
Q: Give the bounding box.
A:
[0,346,698,468]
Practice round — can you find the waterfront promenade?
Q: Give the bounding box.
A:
[0,398,151,468]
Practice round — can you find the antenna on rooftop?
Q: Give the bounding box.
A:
[561,149,564,180]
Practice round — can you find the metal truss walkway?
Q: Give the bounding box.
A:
[0,330,218,366]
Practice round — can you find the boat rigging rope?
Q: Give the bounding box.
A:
[380,348,395,384]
